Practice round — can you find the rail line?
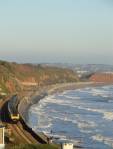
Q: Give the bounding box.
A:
[16,121,38,143]
[11,124,32,144]
[0,98,41,144]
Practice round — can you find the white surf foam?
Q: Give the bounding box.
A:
[28,85,113,149]
[103,112,113,121]
[77,120,97,130]
[77,106,113,121]
[92,134,113,147]
[64,95,80,100]
[42,96,72,106]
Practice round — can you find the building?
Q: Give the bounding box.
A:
[61,143,73,149]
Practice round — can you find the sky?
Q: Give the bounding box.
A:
[0,0,113,64]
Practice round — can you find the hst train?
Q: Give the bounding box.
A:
[8,94,20,122]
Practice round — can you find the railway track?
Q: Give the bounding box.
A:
[16,121,38,143]
[10,123,32,144]
[0,98,40,144]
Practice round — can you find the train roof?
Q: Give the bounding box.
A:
[8,94,19,114]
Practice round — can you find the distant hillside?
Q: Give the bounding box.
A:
[45,63,113,73]
[45,63,113,79]
[0,60,79,97]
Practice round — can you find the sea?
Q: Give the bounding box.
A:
[28,85,113,149]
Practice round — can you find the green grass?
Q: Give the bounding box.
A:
[0,82,9,94]
[6,144,59,149]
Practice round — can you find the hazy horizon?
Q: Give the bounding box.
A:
[1,59,113,66]
[0,0,113,64]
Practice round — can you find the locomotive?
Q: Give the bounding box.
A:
[8,94,20,122]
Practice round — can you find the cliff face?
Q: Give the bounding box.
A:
[90,73,113,83]
[0,60,79,97]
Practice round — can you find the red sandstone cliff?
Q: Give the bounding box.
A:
[90,73,113,83]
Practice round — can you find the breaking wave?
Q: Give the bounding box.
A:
[28,85,113,149]
[92,134,113,147]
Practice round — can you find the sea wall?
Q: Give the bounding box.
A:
[18,90,49,143]
[18,91,47,122]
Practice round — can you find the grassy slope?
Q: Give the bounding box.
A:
[0,60,79,96]
[6,144,59,149]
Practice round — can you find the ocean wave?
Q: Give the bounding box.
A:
[52,115,77,124]
[77,106,113,121]
[28,85,113,149]
[77,120,97,130]
[37,123,52,129]
[77,106,103,113]
[89,88,113,98]
[63,95,80,100]
[69,138,82,145]
[74,87,113,99]
[90,89,107,96]
[92,134,113,147]
[42,96,72,105]
[103,112,113,121]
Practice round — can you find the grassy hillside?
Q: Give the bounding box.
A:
[6,144,59,149]
[0,60,79,97]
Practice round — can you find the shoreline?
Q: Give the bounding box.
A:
[47,82,109,95]
[19,81,106,122]
[17,82,113,146]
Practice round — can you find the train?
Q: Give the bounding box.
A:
[8,94,20,122]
